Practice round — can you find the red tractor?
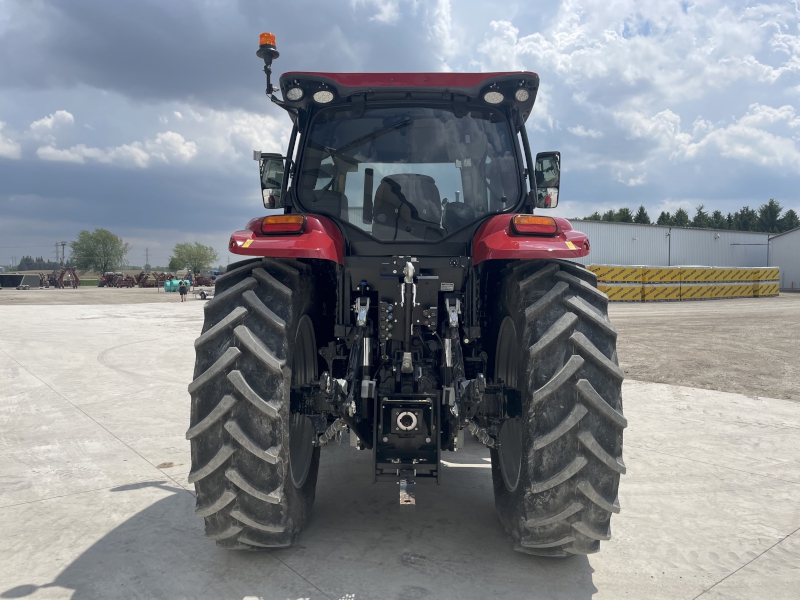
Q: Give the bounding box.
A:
[188,33,625,557]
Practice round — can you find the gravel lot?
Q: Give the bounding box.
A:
[611,295,800,401]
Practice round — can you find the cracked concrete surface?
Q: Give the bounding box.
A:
[0,299,798,599]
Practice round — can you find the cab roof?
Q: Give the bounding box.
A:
[277,71,540,121]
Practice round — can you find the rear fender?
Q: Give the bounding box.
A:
[229,214,345,264]
[472,215,589,265]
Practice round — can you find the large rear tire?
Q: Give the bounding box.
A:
[490,260,627,557]
[187,257,320,549]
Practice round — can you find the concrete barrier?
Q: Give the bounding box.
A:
[587,265,780,301]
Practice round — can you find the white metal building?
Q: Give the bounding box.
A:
[567,220,771,268]
[768,227,800,291]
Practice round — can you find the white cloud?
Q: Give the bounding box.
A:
[353,0,403,24]
[189,108,290,164]
[476,2,800,104]
[36,131,197,168]
[568,125,603,138]
[426,0,458,70]
[0,121,21,159]
[478,21,527,71]
[615,108,692,157]
[147,131,198,163]
[614,103,800,174]
[29,110,74,132]
[35,144,85,163]
[622,173,647,187]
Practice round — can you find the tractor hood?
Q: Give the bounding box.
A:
[277,71,540,122]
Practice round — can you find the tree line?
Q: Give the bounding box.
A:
[10,229,221,275]
[583,199,800,234]
[13,256,70,271]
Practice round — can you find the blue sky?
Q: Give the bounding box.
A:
[1,0,799,267]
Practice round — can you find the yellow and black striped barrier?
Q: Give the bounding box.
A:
[587,265,780,302]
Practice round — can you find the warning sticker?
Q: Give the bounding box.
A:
[565,241,577,250]
[440,283,454,291]
[242,239,253,248]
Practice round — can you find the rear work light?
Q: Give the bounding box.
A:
[313,90,334,104]
[258,214,306,235]
[511,215,559,236]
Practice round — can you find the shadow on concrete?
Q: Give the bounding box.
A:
[2,440,596,600]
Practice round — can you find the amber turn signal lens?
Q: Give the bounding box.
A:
[511,215,559,236]
[259,32,276,47]
[261,214,305,235]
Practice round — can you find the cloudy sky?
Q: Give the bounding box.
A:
[1,0,799,267]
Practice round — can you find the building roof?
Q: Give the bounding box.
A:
[569,219,772,236]
[768,226,800,240]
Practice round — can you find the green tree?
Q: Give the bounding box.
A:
[656,211,672,226]
[691,204,710,228]
[672,208,690,227]
[70,229,130,274]
[601,209,616,222]
[779,209,800,232]
[710,210,727,230]
[726,213,735,229]
[672,208,689,227]
[633,205,651,224]
[615,207,634,222]
[584,212,602,221]
[732,206,758,231]
[169,242,220,274]
[757,199,783,233]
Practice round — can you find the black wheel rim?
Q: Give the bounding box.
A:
[496,317,523,491]
[498,418,523,491]
[495,317,518,388]
[289,315,316,488]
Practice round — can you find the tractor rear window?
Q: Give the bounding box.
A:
[296,106,521,241]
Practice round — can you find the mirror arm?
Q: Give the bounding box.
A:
[517,115,536,213]
[282,125,298,211]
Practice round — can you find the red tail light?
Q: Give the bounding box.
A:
[511,215,559,236]
[246,214,306,235]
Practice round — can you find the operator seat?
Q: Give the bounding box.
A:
[372,174,443,241]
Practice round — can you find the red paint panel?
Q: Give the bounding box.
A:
[229,214,344,264]
[281,71,536,89]
[472,215,590,265]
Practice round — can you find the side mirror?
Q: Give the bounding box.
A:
[255,151,285,209]
[534,151,560,209]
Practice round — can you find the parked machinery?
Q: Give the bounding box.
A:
[136,271,159,288]
[54,267,80,289]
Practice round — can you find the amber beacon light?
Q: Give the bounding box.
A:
[511,215,559,236]
[257,32,280,94]
[259,32,277,48]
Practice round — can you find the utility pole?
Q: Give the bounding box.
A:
[145,247,150,270]
[60,241,67,265]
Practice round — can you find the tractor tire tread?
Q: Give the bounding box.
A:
[188,258,319,549]
[492,260,625,557]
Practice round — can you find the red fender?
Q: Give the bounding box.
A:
[472,215,590,265]
[229,214,345,264]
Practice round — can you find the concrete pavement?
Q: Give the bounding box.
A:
[0,302,798,599]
